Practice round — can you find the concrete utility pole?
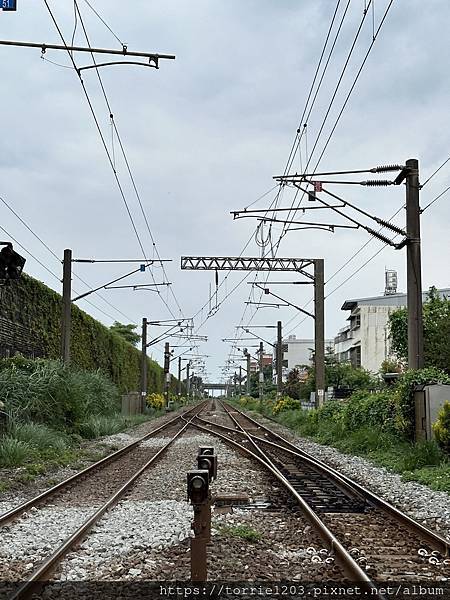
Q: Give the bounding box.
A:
[164,342,171,407]
[276,320,283,396]
[186,362,191,400]
[314,259,325,407]
[61,248,72,364]
[405,158,424,369]
[246,352,251,395]
[140,318,148,408]
[239,365,242,398]
[258,341,264,404]
[178,356,182,397]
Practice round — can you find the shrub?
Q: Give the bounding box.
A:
[392,368,450,438]
[272,396,302,415]
[433,401,450,453]
[146,392,165,411]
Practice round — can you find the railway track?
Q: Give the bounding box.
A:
[191,399,450,587]
[0,401,209,599]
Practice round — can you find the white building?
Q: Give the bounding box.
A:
[274,335,334,381]
[335,286,450,373]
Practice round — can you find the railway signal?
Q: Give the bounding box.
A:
[197,448,217,481]
[187,470,210,505]
[0,242,26,281]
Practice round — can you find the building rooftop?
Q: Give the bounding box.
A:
[341,288,450,311]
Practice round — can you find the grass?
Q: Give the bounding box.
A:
[219,525,261,542]
[0,437,31,467]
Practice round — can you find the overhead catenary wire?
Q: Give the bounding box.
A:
[223,1,372,362]
[72,0,184,322]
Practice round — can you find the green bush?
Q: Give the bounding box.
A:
[433,401,450,453]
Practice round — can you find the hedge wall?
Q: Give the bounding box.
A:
[0,274,170,393]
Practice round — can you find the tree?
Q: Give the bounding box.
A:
[109,321,141,346]
[389,287,450,374]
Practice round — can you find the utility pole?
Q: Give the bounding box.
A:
[246,352,251,395]
[164,342,171,407]
[178,356,182,398]
[186,362,191,400]
[405,158,424,369]
[61,248,72,364]
[140,318,148,409]
[314,259,325,408]
[258,341,264,405]
[239,365,242,398]
[276,320,283,397]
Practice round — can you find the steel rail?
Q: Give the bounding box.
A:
[0,402,205,527]
[9,403,208,600]
[224,401,450,556]
[194,412,369,506]
[187,417,374,587]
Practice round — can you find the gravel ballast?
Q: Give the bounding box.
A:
[251,412,450,540]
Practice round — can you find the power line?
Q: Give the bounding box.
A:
[0,223,120,321]
[421,156,450,189]
[73,0,183,321]
[79,0,124,46]
[421,185,450,213]
[43,0,149,262]
[0,194,136,323]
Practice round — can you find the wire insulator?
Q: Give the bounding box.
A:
[371,164,404,173]
[375,219,405,235]
[361,179,393,186]
[366,227,396,246]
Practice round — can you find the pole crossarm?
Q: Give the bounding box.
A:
[181,256,315,274]
[0,39,175,66]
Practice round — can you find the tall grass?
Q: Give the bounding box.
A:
[0,437,31,467]
[76,415,126,439]
[0,359,120,429]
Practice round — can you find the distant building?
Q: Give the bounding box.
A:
[249,353,272,374]
[335,279,450,373]
[273,335,334,382]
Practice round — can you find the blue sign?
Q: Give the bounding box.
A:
[2,0,17,11]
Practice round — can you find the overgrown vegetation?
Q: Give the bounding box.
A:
[433,401,450,453]
[0,357,163,474]
[233,366,450,492]
[0,273,172,394]
[389,286,450,373]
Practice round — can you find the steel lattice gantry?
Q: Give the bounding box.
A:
[181,256,325,407]
[181,256,315,279]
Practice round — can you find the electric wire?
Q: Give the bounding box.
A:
[0,195,136,323]
[421,156,450,189]
[73,0,184,322]
[0,223,121,322]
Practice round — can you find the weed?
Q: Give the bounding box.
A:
[219,525,261,542]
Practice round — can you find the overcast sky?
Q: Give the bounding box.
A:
[0,0,449,382]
